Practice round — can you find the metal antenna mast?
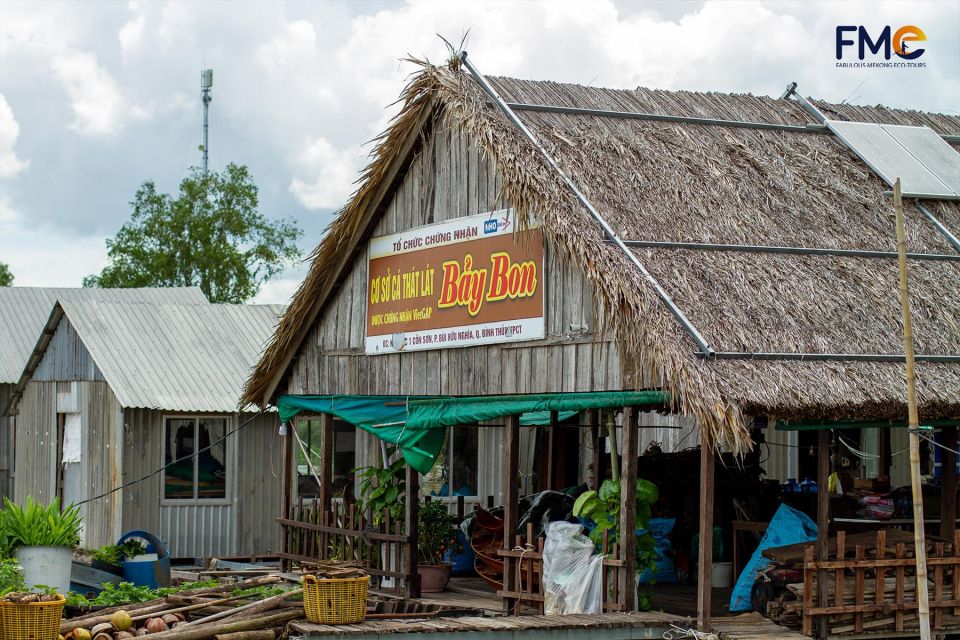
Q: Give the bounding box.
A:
[200,69,213,173]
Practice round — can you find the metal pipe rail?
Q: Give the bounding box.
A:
[617,239,960,261]
[917,203,960,253]
[460,51,715,356]
[697,351,960,363]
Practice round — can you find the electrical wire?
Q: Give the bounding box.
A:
[917,430,960,456]
[74,410,265,507]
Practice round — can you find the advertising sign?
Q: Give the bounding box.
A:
[365,209,545,354]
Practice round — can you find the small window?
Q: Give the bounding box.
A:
[423,426,478,498]
[164,417,228,501]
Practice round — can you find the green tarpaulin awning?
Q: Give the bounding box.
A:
[277,390,669,473]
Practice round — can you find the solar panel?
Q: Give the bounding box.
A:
[827,120,959,198]
[882,124,960,196]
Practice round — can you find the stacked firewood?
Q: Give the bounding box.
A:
[61,577,302,640]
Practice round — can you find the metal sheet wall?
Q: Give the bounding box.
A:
[32,319,104,382]
[124,408,280,559]
[13,382,57,505]
[0,383,14,500]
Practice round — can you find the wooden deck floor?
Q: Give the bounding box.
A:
[712,612,809,639]
[290,611,689,638]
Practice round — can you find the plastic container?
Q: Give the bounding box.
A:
[71,560,124,595]
[14,546,72,595]
[302,574,369,624]
[0,593,65,640]
[118,531,171,589]
[712,561,734,588]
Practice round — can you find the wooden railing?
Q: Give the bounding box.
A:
[499,522,627,614]
[277,500,415,597]
[802,530,960,636]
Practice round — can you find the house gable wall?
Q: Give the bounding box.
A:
[32,316,105,382]
[285,116,623,397]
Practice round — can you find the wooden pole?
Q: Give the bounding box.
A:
[502,413,520,613]
[816,429,831,640]
[319,413,334,514]
[893,178,932,640]
[589,409,602,491]
[941,425,957,540]
[619,406,638,611]
[607,412,620,482]
[405,464,421,598]
[696,429,715,631]
[546,410,558,490]
[279,422,293,569]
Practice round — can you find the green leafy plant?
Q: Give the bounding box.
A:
[2,497,82,549]
[0,559,25,597]
[417,501,460,565]
[573,478,660,608]
[354,446,406,527]
[92,540,147,566]
[66,580,220,607]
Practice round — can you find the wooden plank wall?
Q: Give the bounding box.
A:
[285,115,622,398]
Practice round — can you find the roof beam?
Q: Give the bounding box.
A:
[618,239,960,261]
[461,51,714,356]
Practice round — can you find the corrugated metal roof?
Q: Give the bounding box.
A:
[55,300,284,412]
[0,287,208,383]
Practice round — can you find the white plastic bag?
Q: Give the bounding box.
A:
[542,521,604,614]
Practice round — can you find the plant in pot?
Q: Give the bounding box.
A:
[355,449,406,588]
[2,496,82,595]
[416,501,460,593]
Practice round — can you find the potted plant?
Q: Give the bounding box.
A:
[416,501,460,593]
[2,497,82,595]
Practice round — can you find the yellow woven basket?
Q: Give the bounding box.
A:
[0,594,65,640]
[302,574,369,625]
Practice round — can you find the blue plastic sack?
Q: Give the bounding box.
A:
[729,504,817,612]
[637,517,678,584]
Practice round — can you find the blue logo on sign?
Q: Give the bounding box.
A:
[483,219,499,234]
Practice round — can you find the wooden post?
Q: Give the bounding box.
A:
[405,464,421,598]
[696,430,715,631]
[502,413,520,613]
[279,421,294,569]
[941,425,957,541]
[589,409,602,490]
[894,178,932,640]
[319,413,334,515]
[619,406,638,611]
[816,429,831,640]
[545,410,558,490]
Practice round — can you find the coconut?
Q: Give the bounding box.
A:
[160,613,181,625]
[90,623,114,637]
[144,618,168,634]
[114,632,135,640]
[111,610,133,631]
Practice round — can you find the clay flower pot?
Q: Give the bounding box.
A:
[417,562,453,593]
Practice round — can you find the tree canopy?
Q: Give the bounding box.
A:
[84,164,302,303]
[0,262,12,287]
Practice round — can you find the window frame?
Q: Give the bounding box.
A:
[426,425,480,502]
[160,414,233,506]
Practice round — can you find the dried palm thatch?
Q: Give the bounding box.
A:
[243,57,960,453]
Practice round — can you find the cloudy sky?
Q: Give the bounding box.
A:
[1,0,958,304]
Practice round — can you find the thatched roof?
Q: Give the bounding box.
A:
[243,58,960,450]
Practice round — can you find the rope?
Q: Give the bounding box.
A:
[292,424,325,494]
[504,542,537,613]
[662,624,719,640]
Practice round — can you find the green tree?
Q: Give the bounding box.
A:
[84,164,302,303]
[0,262,12,287]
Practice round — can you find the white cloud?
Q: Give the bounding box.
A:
[51,51,126,136]
[0,95,28,178]
[289,137,366,210]
[258,20,317,68]
[118,14,146,59]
